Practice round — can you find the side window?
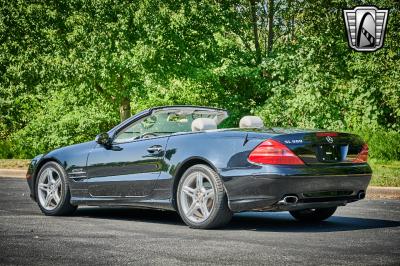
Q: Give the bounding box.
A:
[113,115,157,143]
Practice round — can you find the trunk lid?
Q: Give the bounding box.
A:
[271,131,366,165]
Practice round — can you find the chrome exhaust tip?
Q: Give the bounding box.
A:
[358,191,366,199]
[278,195,299,205]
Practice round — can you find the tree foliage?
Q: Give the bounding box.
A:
[0,0,399,159]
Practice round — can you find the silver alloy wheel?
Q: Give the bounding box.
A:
[180,171,216,223]
[37,167,62,211]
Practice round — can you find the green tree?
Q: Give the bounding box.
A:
[0,0,399,159]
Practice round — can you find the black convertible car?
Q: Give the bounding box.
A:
[26,106,371,229]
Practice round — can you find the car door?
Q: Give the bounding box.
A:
[86,136,168,198]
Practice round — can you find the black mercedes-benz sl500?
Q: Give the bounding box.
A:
[26,105,371,229]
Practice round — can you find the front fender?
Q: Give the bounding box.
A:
[26,140,97,201]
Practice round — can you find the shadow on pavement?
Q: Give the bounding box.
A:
[74,207,400,233]
[228,212,400,232]
[75,207,183,226]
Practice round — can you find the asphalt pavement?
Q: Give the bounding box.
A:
[0,177,399,265]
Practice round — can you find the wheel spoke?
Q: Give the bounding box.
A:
[204,189,214,201]
[200,202,210,218]
[47,169,55,184]
[54,178,62,189]
[38,183,49,192]
[186,202,198,217]
[44,193,53,208]
[196,173,203,189]
[53,191,60,203]
[182,186,195,199]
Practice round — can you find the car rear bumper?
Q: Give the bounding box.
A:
[220,164,372,212]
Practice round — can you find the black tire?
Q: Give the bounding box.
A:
[35,161,77,216]
[177,164,233,229]
[289,207,337,222]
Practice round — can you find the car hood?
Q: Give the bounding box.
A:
[44,140,97,158]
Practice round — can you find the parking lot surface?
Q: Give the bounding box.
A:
[0,177,399,265]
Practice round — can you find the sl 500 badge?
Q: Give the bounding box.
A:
[284,140,303,144]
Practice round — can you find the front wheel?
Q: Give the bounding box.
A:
[289,207,337,222]
[177,164,232,229]
[35,161,77,216]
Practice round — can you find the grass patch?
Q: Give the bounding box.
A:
[370,160,400,187]
[0,159,398,187]
[0,159,30,169]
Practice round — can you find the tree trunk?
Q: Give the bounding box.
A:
[291,1,295,41]
[119,97,131,121]
[267,0,274,53]
[250,0,261,64]
[288,0,292,40]
[288,0,294,41]
[262,1,268,53]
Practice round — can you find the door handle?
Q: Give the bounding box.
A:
[147,145,163,153]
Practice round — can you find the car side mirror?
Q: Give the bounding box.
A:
[95,132,111,146]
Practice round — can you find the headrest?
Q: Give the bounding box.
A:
[239,116,264,128]
[191,118,217,132]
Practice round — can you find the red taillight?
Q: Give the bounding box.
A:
[316,132,338,137]
[248,139,304,165]
[353,144,368,163]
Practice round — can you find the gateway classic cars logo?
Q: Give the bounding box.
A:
[343,6,389,52]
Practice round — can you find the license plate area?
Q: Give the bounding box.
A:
[316,145,341,162]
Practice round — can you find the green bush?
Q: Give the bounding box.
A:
[7,88,119,158]
[0,140,13,159]
[356,129,400,161]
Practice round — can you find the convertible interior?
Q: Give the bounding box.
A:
[113,107,264,143]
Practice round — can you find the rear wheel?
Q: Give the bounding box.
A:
[35,161,77,216]
[289,207,337,222]
[177,164,232,229]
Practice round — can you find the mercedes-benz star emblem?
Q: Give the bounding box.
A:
[326,136,334,143]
